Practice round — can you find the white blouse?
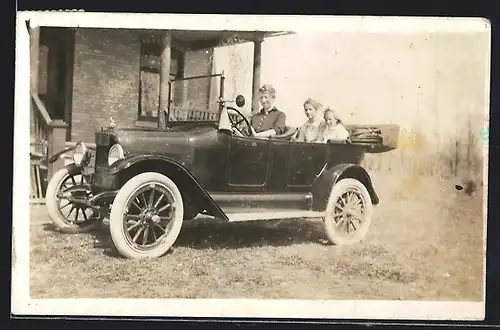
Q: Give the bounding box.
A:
[294,118,323,142]
[317,122,350,143]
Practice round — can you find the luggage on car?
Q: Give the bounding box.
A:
[345,124,400,153]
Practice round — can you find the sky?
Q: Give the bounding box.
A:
[213,28,490,145]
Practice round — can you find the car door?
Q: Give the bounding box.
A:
[286,141,328,188]
[226,135,272,187]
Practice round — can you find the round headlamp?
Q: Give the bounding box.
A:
[108,144,125,165]
[73,142,89,166]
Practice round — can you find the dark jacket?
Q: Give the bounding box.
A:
[250,107,286,135]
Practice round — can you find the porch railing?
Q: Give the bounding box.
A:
[169,106,220,121]
[166,73,245,124]
[30,93,51,157]
[30,92,69,201]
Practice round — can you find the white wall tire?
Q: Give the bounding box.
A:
[109,172,184,259]
[323,178,373,245]
[45,167,101,234]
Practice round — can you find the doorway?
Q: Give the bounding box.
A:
[39,27,75,140]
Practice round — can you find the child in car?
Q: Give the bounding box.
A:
[317,108,350,143]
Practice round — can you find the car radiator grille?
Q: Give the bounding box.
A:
[94,131,113,167]
[95,146,110,167]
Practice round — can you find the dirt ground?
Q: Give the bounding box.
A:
[27,172,485,300]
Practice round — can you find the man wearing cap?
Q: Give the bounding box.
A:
[249,84,287,138]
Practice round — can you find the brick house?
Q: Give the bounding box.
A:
[29,26,289,197]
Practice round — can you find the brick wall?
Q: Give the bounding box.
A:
[71,28,141,143]
[181,49,214,111]
[70,29,214,142]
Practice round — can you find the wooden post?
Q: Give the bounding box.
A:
[158,32,172,129]
[251,36,263,114]
[206,48,213,109]
[181,51,188,108]
[47,120,69,179]
[64,29,76,141]
[30,26,40,93]
[30,27,40,142]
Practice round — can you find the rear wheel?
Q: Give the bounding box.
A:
[109,172,184,259]
[323,178,373,245]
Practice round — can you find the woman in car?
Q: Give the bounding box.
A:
[317,107,350,143]
[293,98,324,143]
[249,84,287,138]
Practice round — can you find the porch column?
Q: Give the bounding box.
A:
[181,52,188,107]
[30,26,40,139]
[30,26,40,94]
[251,36,263,114]
[47,120,69,179]
[158,32,172,128]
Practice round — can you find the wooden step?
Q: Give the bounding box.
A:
[30,151,46,159]
[30,198,46,205]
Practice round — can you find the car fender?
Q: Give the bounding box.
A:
[48,146,76,164]
[311,163,379,211]
[108,154,227,220]
[46,163,85,186]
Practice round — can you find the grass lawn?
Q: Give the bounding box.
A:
[28,172,485,300]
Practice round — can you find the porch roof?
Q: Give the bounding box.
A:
[144,30,294,51]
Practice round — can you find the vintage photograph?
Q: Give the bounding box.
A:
[13,12,490,320]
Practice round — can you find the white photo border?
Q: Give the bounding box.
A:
[13,11,491,321]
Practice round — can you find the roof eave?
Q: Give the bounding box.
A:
[189,31,294,50]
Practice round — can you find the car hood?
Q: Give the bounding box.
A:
[110,123,217,164]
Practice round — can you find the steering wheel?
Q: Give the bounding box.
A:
[226,106,253,137]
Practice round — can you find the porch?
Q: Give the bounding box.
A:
[30,26,291,201]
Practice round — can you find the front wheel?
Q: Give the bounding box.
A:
[109,172,184,259]
[323,178,373,245]
[46,167,101,234]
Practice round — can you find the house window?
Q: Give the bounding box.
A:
[138,38,183,120]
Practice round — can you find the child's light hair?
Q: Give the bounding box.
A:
[323,107,342,124]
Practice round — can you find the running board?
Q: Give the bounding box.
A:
[208,192,314,210]
[102,210,325,224]
[209,192,313,203]
[221,208,326,222]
